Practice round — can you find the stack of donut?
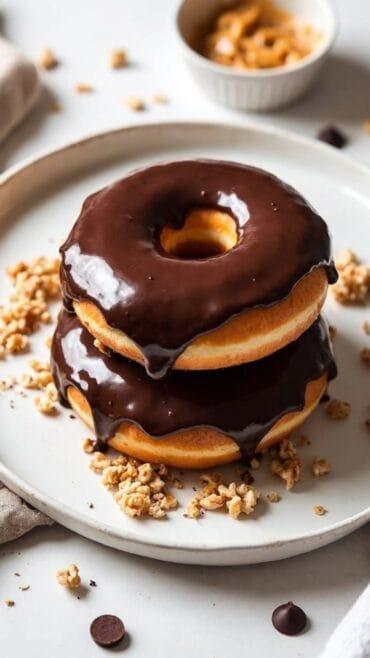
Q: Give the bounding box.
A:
[52,160,337,469]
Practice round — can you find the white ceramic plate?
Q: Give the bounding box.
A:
[0,122,369,565]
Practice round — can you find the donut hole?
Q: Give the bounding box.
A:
[160,208,238,259]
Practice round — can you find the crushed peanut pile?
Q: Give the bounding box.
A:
[90,452,178,519]
[201,0,320,70]
[57,564,81,588]
[0,257,60,359]
[325,399,351,420]
[185,472,259,520]
[311,457,331,477]
[331,249,370,304]
[269,439,302,490]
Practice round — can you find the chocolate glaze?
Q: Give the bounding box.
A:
[60,160,337,379]
[272,602,307,635]
[51,311,336,455]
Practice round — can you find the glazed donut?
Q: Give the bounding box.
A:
[51,312,336,469]
[60,160,337,379]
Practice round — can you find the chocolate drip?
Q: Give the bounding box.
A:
[51,312,336,456]
[60,160,337,379]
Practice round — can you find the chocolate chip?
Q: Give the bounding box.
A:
[90,614,125,648]
[89,579,97,587]
[317,125,347,148]
[272,601,307,635]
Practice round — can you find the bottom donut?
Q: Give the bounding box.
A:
[51,312,336,470]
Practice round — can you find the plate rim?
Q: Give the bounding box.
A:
[0,119,369,559]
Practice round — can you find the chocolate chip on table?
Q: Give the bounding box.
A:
[89,579,97,587]
[90,614,125,648]
[272,601,307,635]
[317,125,348,148]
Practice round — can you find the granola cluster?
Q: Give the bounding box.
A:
[56,564,81,588]
[90,452,178,519]
[331,249,370,304]
[185,472,260,520]
[269,439,302,490]
[0,257,60,359]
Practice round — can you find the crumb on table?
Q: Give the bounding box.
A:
[109,48,127,68]
[124,95,145,111]
[360,347,370,366]
[56,564,81,588]
[74,82,94,93]
[37,47,58,70]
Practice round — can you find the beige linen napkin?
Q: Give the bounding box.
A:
[0,38,48,542]
[0,482,53,544]
[0,35,40,143]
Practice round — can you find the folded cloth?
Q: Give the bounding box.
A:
[0,481,53,544]
[0,36,40,143]
[319,584,370,658]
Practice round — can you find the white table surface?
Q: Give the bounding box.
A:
[0,1,369,656]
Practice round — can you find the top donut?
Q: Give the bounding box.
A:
[60,159,337,379]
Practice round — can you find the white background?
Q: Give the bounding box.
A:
[0,1,369,657]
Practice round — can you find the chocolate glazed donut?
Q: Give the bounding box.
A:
[51,311,336,464]
[60,160,337,379]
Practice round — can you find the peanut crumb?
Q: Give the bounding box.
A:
[152,93,168,104]
[56,564,81,588]
[249,457,261,470]
[329,325,337,340]
[266,491,281,503]
[313,505,327,516]
[37,47,58,70]
[362,321,370,335]
[311,457,331,477]
[325,398,351,420]
[109,48,127,68]
[360,347,370,366]
[19,584,30,591]
[50,102,62,113]
[186,472,259,520]
[363,118,370,135]
[4,599,15,607]
[82,438,94,454]
[269,439,302,490]
[125,95,145,111]
[75,83,94,94]
[34,394,57,415]
[331,250,370,304]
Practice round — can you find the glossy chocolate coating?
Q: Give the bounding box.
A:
[60,160,337,379]
[51,312,336,455]
[272,602,307,635]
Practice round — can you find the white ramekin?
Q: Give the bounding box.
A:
[176,0,337,112]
